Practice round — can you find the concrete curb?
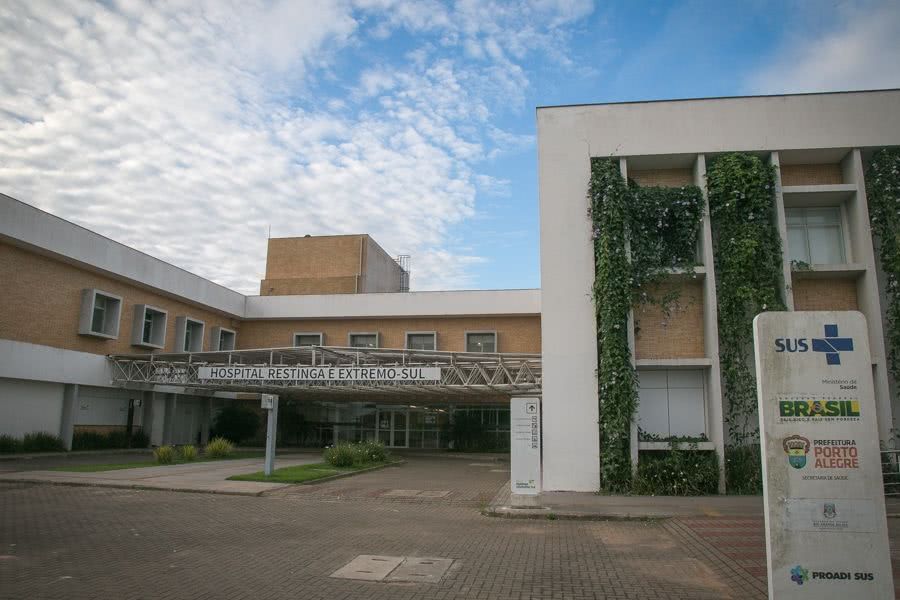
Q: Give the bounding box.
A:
[0,477,280,497]
[0,448,155,461]
[482,506,668,521]
[296,459,405,486]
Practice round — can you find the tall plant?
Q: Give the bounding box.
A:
[866,148,900,391]
[588,158,704,491]
[707,153,784,447]
[590,158,637,491]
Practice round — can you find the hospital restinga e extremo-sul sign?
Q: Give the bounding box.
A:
[197,365,441,382]
[753,311,893,599]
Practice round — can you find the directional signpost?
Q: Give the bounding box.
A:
[754,311,893,599]
[511,397,541,504]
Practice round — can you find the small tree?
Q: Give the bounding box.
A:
[212,404,261,444]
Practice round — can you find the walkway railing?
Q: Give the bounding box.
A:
[109,345,541,400]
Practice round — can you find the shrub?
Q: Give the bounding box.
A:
[212,404,261,444]
[324,441,388,467]
[323,443,356,467]
[631,445,719,496]
[129,430,150,449]
[0,434,22,453]
[153,445,176,464]
[725,445,763,495]
[205,436,234,459]
[22,431,65,453]
[179,444,198,461]
[356,440,388,463]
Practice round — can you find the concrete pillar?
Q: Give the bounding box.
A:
[695,154,727,494]
[59,384,79,451]
[140,391,154,442]
[161,393,177,445]
[200,397,212,445]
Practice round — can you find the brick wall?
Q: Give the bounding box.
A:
[260,276,358,295]
[633,281,705,359]
[0,242,241,355]
[238,316,542,353]
[629,168,694,188]
[792,278,859,311]
[780,164,843,186]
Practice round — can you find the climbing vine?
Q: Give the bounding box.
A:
[707,153,784,453]
[589,158,704,491]
[866,148,900,393]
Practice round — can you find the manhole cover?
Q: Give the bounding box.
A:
[331,555,455,583]
[387,557,454,583]
[330,555,403,581]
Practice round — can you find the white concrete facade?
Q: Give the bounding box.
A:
[537,89,900,491]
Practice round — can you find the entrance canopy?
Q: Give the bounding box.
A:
[109,346,542,402]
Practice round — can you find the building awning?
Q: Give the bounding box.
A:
[108,346,542,402]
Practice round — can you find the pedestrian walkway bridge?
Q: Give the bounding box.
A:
[109,346,542,402]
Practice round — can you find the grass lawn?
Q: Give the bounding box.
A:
[228,461,393,484]
[48,451,267,472]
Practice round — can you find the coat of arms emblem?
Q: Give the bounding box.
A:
[782,435,811,469]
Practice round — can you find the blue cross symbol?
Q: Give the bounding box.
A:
[811,324,854,365]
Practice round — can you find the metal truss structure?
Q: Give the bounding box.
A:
[109,345,542,402]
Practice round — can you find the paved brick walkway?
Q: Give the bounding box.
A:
[0,455,896,599]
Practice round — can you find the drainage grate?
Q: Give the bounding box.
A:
[331,555,454,583]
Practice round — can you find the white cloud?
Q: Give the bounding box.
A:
[0,0,590,293]
[747,1,900,94]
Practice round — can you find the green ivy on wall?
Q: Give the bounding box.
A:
[589,158,704,491]
[866,148,900,391]
[706,153,784,459]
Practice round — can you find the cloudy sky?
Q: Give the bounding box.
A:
[2,0,899,294]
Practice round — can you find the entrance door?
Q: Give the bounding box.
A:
[377,408,408,448]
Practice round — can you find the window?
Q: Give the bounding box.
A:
[294,332,323,347]
[466,331,496,353]
[349,333,378,348]
[78,289,122,339]
[637,369,706,438]
[406,332,436,350]
[210,327,236,351]
[130,304,167,348]
[175,317,205,352]
[786,207,846,265]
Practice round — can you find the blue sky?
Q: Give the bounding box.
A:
[2,0,899,294]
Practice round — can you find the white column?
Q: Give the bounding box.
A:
[695,154,727,493]
[59,384,79,451]
[161,393,177,445]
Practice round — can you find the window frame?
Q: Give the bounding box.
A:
[130,304,168,349]
[175,316,205,352]
[465,330,497,353]
[785,206,848,265]
[78,289,123,339]
[348,332,379,349]
[210,326,236,351]
[405,331,437,351]
[293,332,324,347]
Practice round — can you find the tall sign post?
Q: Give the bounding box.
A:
[261,393,279,476]
[753,311,893,599]
[511,397,541,504]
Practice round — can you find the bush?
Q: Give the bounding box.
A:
[212,404,261,444]
[356,440,388,463]
[725,445,763,494]
[179,444,198,462]
[632,445,719,496]
[205,436,234,459]
[22,431,65,453]
[0,434,22,453]
[323,441,388,467]
[71,430,150,450]
[153,445,176,464]
[324,443,356,467]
